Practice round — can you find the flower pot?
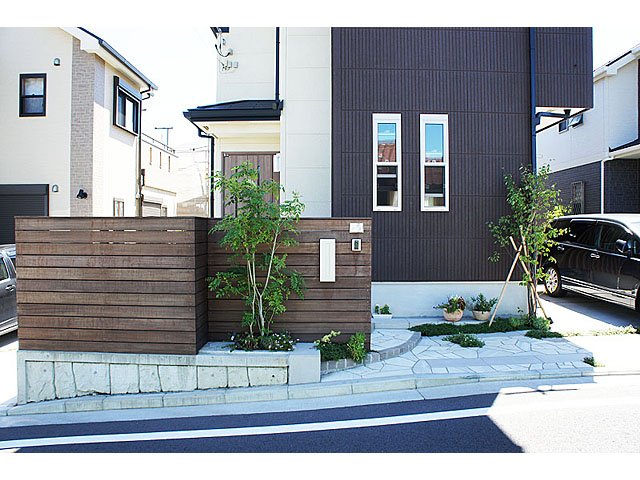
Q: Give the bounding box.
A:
[443,309,464,322]
[372,314,393,322]
[472,310,491,321]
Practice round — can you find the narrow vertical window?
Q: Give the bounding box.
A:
[113,199,125,217]
[420,114,449,211]
[19,74,46,116]
[372,113,402,211]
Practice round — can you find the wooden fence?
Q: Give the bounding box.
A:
[15,217,372,354]
[15,217,209,354]
[207,218,372,347]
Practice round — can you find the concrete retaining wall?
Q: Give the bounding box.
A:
[17,343,320,404]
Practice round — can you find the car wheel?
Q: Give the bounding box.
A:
[544,265,565,297]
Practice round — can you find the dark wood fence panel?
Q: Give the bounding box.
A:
[207,218,372,347]
[15,217,208,355]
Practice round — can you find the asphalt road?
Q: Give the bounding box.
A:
[2,375,640,453]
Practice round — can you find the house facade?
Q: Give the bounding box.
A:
[185,27,593,316]
[0,27,157,243]
[141,133,178,217]
[538,44,640,214]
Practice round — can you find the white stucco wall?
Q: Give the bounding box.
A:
[279,27,332,217]
[538,59,639,173]
[215,28,275,103]
[93,63,141,216]
[0,27,73,216]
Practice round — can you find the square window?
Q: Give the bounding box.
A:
[20,74,46,116]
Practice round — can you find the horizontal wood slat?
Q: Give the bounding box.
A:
[207,218,372,347]
[15,217,209,354]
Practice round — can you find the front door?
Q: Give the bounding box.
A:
[222,152,279,216]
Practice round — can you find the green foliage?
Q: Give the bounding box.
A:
[314,331,367,363]
[525,329,564,339]
[531,316,551,331]
[374,304,392,315]
[347,332,367,363]
[209,162,305,337]
[411,316,538,336]
[434,295,466,313]
[230,331,296,351]
[488,165,568,316]
[583,356,604,367]
[470,293,498,312]
[443,333,485,348]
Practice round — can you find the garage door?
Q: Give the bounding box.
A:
[0,184,49,244]
[142,201,162,217]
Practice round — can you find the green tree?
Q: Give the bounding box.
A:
[209,162,305,338]
[489,165,567,318]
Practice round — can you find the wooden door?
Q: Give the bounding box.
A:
[222,152,280,216]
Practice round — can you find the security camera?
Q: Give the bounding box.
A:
[77,189,88,199]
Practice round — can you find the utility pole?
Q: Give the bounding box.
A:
[154,126,173,146]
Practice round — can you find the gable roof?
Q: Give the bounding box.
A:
[63,27,157,91]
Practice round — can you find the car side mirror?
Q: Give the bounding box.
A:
[615,239,631,256]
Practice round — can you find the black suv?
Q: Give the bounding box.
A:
[543,214,640,311]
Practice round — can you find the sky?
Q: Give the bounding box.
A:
[88,24,640,151]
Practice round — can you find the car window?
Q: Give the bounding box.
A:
[568,221,597,247]
[9,255,16,268]
[552,219,571,242]
[598,224,629,253]
[0,259,8,281]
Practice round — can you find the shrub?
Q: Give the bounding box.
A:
[531,316,551,331]
[508,315,529,329]
[443,333,485,348]
[525,329,563,339]
[583,356,604,367]
[434,295,466,313]
[230,331,296,351]
[347,332,367,363]
[380,304,391,315]
[470,294,498,312]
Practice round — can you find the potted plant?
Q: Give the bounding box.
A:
[469,294,498,321]
[434,296,466,322]
[372,303,392,321]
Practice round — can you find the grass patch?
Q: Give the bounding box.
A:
[525,329,564,339]
[443,333,485,348]
[562,325,637,337]
[410,316,544,336]
[583,356,605,367]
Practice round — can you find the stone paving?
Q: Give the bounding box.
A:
[321,331,598,383]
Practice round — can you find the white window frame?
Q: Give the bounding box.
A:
[420,114,449,212]
[372,113,402,212]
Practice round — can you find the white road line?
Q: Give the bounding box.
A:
[2,395,640,450]
[0,407,491,450]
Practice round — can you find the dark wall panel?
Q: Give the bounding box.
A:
[535,27,593,108]
[605,159,640,213]
[332,27,593,282]
[548,161,601,214]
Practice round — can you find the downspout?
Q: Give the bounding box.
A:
[530,27,537,173]
[138,87,154,217]
[210,136,215,218]
[275,27,280,103]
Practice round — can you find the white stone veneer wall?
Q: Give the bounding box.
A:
[17,344,320,404]
[372,282,529,318]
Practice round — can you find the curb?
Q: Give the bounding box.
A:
[321,332,422,375]
[3,366,640,417]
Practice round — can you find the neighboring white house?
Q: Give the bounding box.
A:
[0,27,157,243]
[141,133,177,216]
[538,43,640,214]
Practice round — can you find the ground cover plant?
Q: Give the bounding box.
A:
[410,315,548,336]
[443,333,485,348]
[314,331,368,363]
[583,356,604,367]
[208,162,305,351]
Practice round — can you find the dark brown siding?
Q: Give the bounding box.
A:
[548,161,601,214]
[15,217,209,355]
[207,218,372,347]
[535,27,593,108]
[331,27,593,282]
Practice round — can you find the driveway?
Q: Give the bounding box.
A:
[0,332,17,406]
[539,290,640,333]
